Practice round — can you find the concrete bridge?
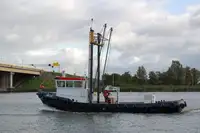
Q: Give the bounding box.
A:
[0,63,43,91]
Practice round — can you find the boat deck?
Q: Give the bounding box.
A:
[92,101,179,105]
[92,101,145,104]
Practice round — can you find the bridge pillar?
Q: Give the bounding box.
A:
[0,72,10,91]
[10,72,15,88]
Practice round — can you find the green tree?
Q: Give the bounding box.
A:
[111,73,121,86]
[101,60,200,88]
[102,73,111,86]
[121,71,132,84]
[132,74,138,85]
[191,68,199,85]
[167,60,184,85]
[136,66,147,85]
[148,71,158,85]
[184,66,192,85]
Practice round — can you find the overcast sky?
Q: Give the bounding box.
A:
[0,0,200,75]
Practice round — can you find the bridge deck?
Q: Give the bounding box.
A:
[0,63,43,75]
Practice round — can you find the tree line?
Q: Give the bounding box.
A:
[102,60,200,86]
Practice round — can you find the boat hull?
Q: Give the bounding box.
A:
[37,91,187,114]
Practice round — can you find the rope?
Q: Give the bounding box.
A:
[93,24,107,88]
[102,28,113,87]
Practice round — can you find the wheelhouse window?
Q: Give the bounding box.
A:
[57,81,65,87]
[66,81,73,87]
[74,81,83,88]
[56,80,84,88]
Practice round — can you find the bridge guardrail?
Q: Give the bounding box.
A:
[0,63,44,72]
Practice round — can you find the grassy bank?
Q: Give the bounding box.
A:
[13,71,83,92]
[12,71,200,92]
[15,83,200,93]
[13,77,56,92]
[13,71,58,92]
[118,85,200,92]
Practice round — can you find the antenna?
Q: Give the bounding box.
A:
[90,18,94,29]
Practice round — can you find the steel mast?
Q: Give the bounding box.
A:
[88,21,94,104]
[88,19,113,104]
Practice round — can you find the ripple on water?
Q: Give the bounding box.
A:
[0,92,200,133]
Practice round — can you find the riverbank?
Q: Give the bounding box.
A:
[3,71,199,93]
[9,85,200,93]
[118,85,200,92]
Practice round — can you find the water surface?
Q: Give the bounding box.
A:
[0,92,200,133]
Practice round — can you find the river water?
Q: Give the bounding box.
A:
[0,92,200,133]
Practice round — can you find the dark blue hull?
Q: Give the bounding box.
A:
[37,91,187,114]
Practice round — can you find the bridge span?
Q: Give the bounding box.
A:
[0,63,43,91]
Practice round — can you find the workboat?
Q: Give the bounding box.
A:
[37,20,187,114]
[37,76,187,113]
